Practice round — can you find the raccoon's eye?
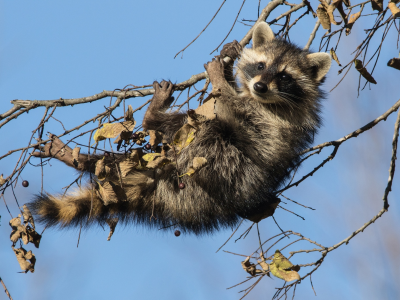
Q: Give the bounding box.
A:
[279,73,292,81]
[257,63,265,70]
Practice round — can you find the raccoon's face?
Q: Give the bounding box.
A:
[237,54,305,105]
[236,23,331,108]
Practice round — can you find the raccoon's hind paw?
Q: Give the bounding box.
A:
[151,80,175,110]
[220,40,242,61]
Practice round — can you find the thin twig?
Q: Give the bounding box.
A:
[0,277,13,300]
[210,0,247,55]
[175,0,227,58]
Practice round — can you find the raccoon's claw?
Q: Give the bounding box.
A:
[152,80,175,109]
[204,56,225,84]
[220,40,242,61]
[153,80,174,98]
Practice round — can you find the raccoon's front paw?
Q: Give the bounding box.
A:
[204,56,225,84]
[220,40,242,61]
[152,80,175,109]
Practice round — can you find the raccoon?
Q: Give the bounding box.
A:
[28,23,331,235]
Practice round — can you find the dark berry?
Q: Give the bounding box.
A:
[178,182,185,189]
[104,152,110,157]
[144,144,151,150]
[174,230,181,237]
[22,180,29,188]
[131,133,138,140]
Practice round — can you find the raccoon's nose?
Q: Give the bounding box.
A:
[253,82,268,93]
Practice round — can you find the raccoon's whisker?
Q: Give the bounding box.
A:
[277,94,301,110]
[276,95,298,111]
[235,66,251,81]
[278,92,304,102]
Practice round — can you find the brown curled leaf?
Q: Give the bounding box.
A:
[346,4,364,35]
[327,0,344,26]
[388,1,400,18]
[119,160,138,177]
[72,146,80,167]
[316,4,331,30]
[146,156,172,169]
[94,120,136,143]
[387,58,400,70]
[22,204,35,230]
[12,246,36,273]
[181,157,208,177]
[371,0,383,12]
[97,181,119,205]
[142,153,161,162]
[106,218,118,241]
[173,124,196,154]
[148,130,163,147]
[330,48,341,66]
[0,174,6,186]
[95,158,106,179]
[354,59,377,84]
[26,227,41,248]
[258,253,270,275]
[9,216,28,245]
[125,105,134,121]
[241,257,259,277]
[187,110,207,129]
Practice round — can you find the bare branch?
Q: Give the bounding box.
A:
[174,0,227,58]
[0,277,13,300]
[304,20,320,50]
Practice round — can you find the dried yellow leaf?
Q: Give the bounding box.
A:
[173,124,196,153]
[316,5,331,30]
[0,174,6,186]
[146,156,172,169]
[93,120,136,143]
[269,250,301,282]
[22,204,35,230]
[12,246,36,273]
[388,1,400,18]
[330,48,341,66]
[346,4,364,35]
[142,153,161,162]
[181,157,208,177]
[354,59,377,84]
[9,216,28,244]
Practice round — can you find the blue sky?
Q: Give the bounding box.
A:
[1,1,399,299]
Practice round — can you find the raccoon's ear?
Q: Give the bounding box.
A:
[252,22,275,48]
[307,53,331,82]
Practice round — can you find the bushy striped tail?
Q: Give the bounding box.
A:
[28,188,113,229]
